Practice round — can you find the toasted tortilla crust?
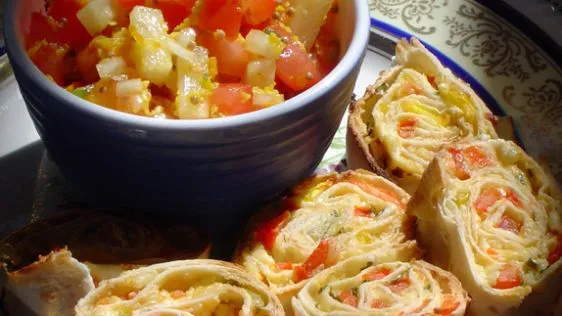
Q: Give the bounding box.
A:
[347,66,402,180]
[1,209,211,272]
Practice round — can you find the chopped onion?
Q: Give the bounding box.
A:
[115,79,143,97]
[133,41,173,85]
[76,0,117,36]
[245,59,276,87]
[245,30,282,59]
[129,6,168,42]
[96,57,127,78]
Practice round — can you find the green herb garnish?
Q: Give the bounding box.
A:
[71,85,93,99]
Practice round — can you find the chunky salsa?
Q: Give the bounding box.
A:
[25,0,340,119]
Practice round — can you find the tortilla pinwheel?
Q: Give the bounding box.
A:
[234,170,421,312]
[292,254,469,316]
[348,37,498,194]
[74,259,284,316]
[409,139,562,315]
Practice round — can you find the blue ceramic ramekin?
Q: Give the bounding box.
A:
[4,0,369,213]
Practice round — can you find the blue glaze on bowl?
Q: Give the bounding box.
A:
[4,0,370,213]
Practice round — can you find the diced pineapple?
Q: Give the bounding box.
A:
[76,0,117,36]
[245,30,285,59]
[174,56,213,119]
[91,29,134,59]
[245,59,276,88]
[132,41,173,85]
[129,6,168,42]
[96,57,127,78]
[115,78,143,97]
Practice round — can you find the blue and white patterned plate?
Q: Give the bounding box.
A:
[319,0,562,183]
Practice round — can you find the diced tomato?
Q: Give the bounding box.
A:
[474,187,503,214]
[371,299,390,309]
[496,215,522,234]
[198,0,242,39]
[363,267,391,282]
[28,42,71,85]
[354,205,373,217]
[276,42,321,92]
[388,278,410,293]
[494,264,522,289]
[548,234,562,265]
[463,146,491,169]
[255,210,291,250]
[47,0,92,50]
[344,176,404,208]
[487,248,498,255]
[434,294,460,315]
[210,84,255,116]
[241,0,275,26]
[115,0,146,11]
[156,0,197,29]
[505,189,522,208]
[337,289,358,307]
[275,262,293,270]
[427,75,437,89]
[398,118,417,138]
[294,239,334,282]
[311,10,339,76]
[200,33,250,79]
[474,188,522,215]
[26,13,59,49]
[449,147,470,180]
[449,146,491,180]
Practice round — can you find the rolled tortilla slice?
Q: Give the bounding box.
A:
[234,170,421,312]
[409,139,562,315]
[292,254,469,316]
[74,259,284,316]
[348,37,497,194]
[1,210,211,316]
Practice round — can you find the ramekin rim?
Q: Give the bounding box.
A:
[5,0,370,131]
